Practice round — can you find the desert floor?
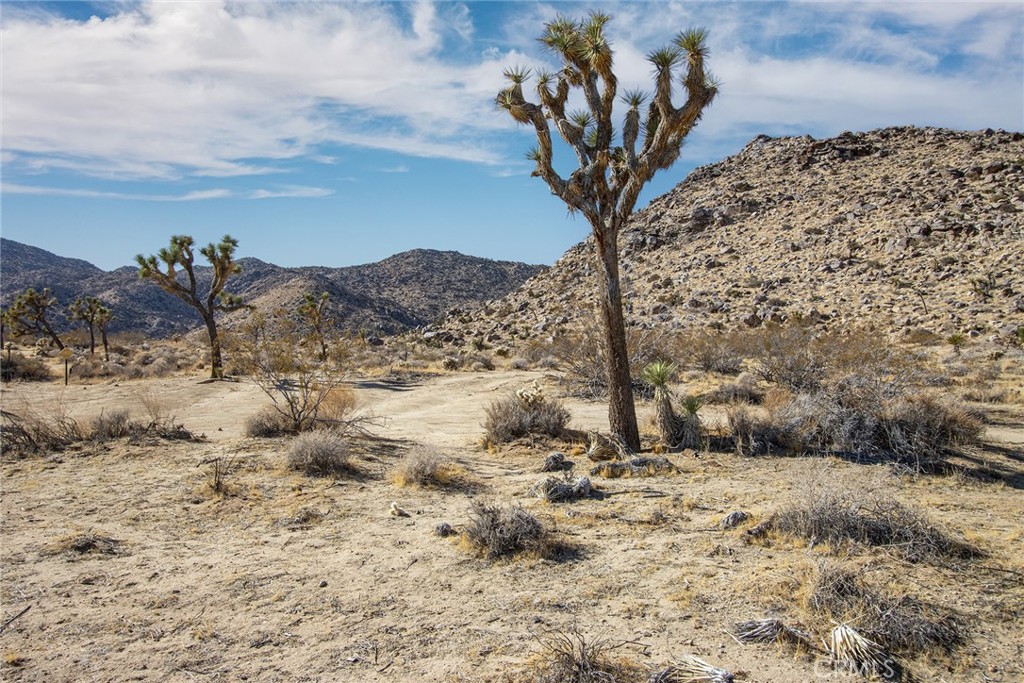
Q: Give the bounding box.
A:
[2,369,1022,682]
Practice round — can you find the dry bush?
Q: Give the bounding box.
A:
[726,377,982,469]
[463,501,551,560]
[707,372,763,404]
[1,397,84,455]
[43,531,122,557]
[286,430,357,477]
[0,351,52,382]
[390,448,464,488]
[809,562,967,657]
[677,330,746,375]
[90,408,141,441]
[245,408,294,437]
[753,487,979,563]
[549,328,668,399]
[527,626,643,683]
[751,324,828,391]
[483,390,571,443]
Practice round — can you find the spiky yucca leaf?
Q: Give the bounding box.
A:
[642,361,678,388]
[676,27,710,57]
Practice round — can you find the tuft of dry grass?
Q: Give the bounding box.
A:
[751,485,980,563]
[390,448,465,488]
[526,626,644,683]
[590,457,679,479]
[463,501,555,560]
[244,408,294,437]
[43,531,122,557]
[286,430,357,477]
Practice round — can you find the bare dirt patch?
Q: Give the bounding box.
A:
[2,371,1022,682]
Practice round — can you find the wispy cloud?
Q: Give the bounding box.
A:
[378,165,410,174]
[3,183,333,201]
[249,185,334,199]
[1,0,1020,186]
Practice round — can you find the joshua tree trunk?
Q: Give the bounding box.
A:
[596,223,640,449]
[203,314,224,380]
[87,324,96,355]
[100,327,110,362]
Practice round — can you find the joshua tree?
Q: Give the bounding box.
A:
[3,287,65,350]
[297,292,332,362]
[497,13,718,450]
[136,235,244,379]
[68,296,112,357]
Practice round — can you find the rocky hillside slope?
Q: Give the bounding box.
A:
[0,240,544,337]
[428,126,1023,347]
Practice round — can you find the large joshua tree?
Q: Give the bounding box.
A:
[136,235,245,379]
[497,13,718,450]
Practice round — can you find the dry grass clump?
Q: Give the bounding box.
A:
[526,626,644,683]
[43,531,122,557]
[483,383,571,443]
[244,408,294,437]
[808,562,967,657]
[532,474,592,503]
[390,448,465,488]
[731,618,814,649]
[707,372,763,404]
[1,399,84,455]
[463,501,553,560]
[286,430,357,477]
[90,408,141,440]
[680,330,746,375]
[751,488,979,563]
[0,351,52,382]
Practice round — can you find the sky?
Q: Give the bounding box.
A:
[1,1,1022,272]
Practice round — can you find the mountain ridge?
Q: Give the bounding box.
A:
[0,239,545,337]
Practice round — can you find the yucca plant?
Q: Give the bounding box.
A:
[643,361,680,448]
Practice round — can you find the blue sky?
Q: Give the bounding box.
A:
[2,1,1022,271]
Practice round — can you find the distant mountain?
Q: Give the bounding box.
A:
[0,238,546,338]
[429,126,1024,346]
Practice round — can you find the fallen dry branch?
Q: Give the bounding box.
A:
[731,618,814,649]
[532,475,592,502]
[648,653,735,682]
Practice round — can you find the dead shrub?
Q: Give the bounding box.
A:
[90,408,141,440]
[707,372,763,404]
[809,562,967,656]
[754,488,979,563]
[287,430,356,477]
[1,398,84,455]
[681,331,745,375]
[245,408,294,437]
[550,329,668,399]
[0,351,52,382]
[527,626,643,683]
[463,501,550,560]
[44,531,122,557]
[390,448,464,488]
[483,388,571,443]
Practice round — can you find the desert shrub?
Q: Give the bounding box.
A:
[727,377,982,468]
[751,324,828,390]
[390,448,464,488]
[90,408,140,440]
[287,430,356,477]
[753,488,979,563]
[245,408,294,437]
[1,399,84,455]
[680,330,745,375]
[707,372,763,404]
[0,351,52,382]
[528,626,643,683]
[550,328,668,398]
[483,385,571,443]
[509,356,530,370]
[442,355,464,371]
[463,501,549,559]
[809,562,967,656]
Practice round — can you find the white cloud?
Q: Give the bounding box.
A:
[249,185,334,199]
[1,0,1020,188]
[2,183,233,201]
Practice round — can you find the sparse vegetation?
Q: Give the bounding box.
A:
[390,448,464,488]
[483,382,571,443]
[463,501,550,560]
[286,430,356,477]
[1,350,52,382]
[526,626,643,683]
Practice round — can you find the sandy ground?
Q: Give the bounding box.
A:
[2,370,1022,682]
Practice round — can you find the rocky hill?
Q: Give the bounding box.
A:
[0,239,544,338]
[428,126,1024,347]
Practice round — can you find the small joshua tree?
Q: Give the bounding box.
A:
[136,235,244,379]
[497,13,718,450]
[68,296,112,358]
[297,292,332,362]
[3,287,65,350]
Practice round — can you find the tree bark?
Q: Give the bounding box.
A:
[203,313,224,379]
[595,222,640,451]
[101,328,110,362]
[87,324,96,355]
